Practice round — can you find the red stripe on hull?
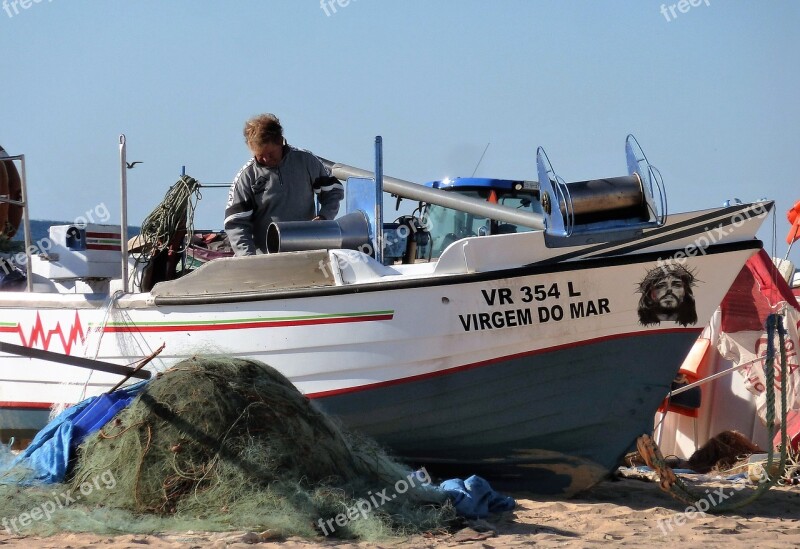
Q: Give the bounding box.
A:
[306,327,702,399]
[86,232,121,239]
[0,327,699,410]
[0,401,53,410]
[102,313,394,333]
[86,245,121,251]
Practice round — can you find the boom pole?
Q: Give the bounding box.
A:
[320,158,546,231]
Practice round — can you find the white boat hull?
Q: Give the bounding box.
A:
[0,202,771,493]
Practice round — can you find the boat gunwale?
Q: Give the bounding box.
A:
[151,238,762,306]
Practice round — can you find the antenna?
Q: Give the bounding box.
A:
[471,142,491,177]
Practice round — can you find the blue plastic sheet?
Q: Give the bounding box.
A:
[439,475,516,518]
[1,381,148,484]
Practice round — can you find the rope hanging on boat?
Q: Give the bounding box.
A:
[131,175,200,289]
[637,312,790,512]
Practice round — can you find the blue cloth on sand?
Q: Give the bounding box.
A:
[439,475,515,518]
[2,381,147,484]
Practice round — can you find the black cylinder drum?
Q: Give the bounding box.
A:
[561,174,648,224]
[267,211,372,254]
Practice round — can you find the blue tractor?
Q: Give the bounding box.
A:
[385,177,542,262]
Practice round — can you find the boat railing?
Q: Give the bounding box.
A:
[0,153,33,292]
[118,136,129,293]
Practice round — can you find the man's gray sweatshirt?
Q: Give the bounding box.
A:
[224,145,344,255]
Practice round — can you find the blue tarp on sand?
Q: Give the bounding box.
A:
[440,475,516,518]
[1,382,147,484]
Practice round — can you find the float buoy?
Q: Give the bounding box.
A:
[0,146,22,239]
[787,200,800,245]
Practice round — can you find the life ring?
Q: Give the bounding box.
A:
[0,146,22,239]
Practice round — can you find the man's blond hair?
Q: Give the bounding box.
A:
[244,113,284,149]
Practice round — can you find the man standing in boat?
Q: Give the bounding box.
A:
[224,113,344,255]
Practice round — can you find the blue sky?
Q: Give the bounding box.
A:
[1,1,799,262]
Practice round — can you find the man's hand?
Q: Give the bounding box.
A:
[312,215,325,221]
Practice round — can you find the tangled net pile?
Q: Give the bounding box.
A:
[3,357,454,539]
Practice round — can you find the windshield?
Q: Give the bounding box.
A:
[424,190,541,257]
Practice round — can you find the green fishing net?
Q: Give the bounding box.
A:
[0,357,455,540]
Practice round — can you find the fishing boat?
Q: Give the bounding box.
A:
[0,136,771,495]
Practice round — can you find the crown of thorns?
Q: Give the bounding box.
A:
[638,264,695,294]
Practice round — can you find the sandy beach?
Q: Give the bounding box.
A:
[1,476,798,548]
